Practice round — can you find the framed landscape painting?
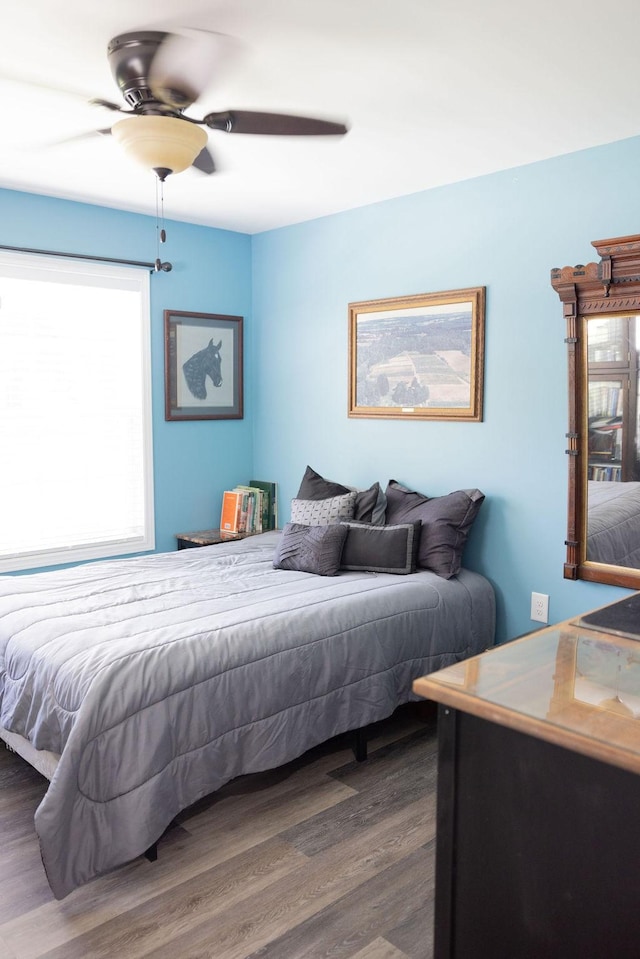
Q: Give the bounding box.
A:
[164,310,243,421]
[348,287,485,421]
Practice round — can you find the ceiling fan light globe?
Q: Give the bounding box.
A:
[110,116,207,175]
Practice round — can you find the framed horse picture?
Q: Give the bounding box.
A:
[164,310,243,421]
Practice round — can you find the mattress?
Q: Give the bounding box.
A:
[0,724,59,779]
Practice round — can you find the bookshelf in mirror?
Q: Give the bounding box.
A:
[587,314,639,483]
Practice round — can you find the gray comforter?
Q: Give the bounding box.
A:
[0,531,495,898]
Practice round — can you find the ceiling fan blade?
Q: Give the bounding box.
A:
[89,97,129,113]
[191,145,216,175]
[49,128,112,147]
[202,110,348,136]
[149,28,229,111]
[0,72,94,103]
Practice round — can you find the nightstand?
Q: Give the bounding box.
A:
[176,529,268,550]
[175,529,227,550]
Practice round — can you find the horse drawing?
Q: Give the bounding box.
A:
[182,339,222,400]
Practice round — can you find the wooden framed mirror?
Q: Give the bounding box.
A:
[551,235,640,588]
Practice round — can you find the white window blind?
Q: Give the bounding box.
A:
[0,252,154,572]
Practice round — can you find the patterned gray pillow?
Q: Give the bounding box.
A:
[273,522,348,576]
[290,491,357,525]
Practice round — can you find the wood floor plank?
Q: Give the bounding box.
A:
[0,930,18,959]
[0,839,54,923]
[31,837,308,959]
[283,737,437,857]
[0,751,60,921]
[386,895,435,959]
[331,726,438,789]
[350,938,411,959]
[242,841,434,959]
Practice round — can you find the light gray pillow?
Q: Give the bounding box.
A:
[340,520,422,574]
[273,522,348,576]
[290,491,357,525]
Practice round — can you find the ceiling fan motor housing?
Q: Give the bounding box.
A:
[107,31,169,110]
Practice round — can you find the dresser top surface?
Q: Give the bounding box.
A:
[413,619,640,774]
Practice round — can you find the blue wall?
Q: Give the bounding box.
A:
[251,135,640,642]
[0,188,253,554]
[5,134,640,641]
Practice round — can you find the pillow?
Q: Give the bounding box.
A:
[273,522,348,576]
[297,465,349,500]
[340,520,422,574]
[297,465,386,524]
[290,491,357,525]
[385,480,485,579]
[353,482,387,524]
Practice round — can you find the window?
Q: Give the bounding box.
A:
[0,252,154,572]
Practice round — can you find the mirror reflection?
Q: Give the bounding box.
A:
[586,313,640,567]
[574,636,640,718]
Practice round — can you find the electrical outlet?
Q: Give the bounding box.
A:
[530,591,549,624]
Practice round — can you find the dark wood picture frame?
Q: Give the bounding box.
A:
[348,287,485,421]
[164,310,243,421]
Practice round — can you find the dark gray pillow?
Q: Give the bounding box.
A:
[273,522,348,576]
[297,465,349,500]
[385,481,485,579]
[340,520,422,574]
[297,465,386,524]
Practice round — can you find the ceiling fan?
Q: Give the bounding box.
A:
[87,29,349,181]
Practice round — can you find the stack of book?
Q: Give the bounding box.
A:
[220,480,277,539]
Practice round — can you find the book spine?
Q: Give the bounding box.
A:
[255,489,263,532]
[246,491,255,534]
[260,489,271,530]
[249,480,277,531]
[238,491,248,533]
[220,490,241,536]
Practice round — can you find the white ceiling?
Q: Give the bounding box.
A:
[2,0,640,235]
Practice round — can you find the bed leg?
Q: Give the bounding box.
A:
[352,727,368,762]
[144,842,158,862]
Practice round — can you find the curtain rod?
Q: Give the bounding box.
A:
[0,243,172,273]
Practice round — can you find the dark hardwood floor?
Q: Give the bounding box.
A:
[0,704,437,959]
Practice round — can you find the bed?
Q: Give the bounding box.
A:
[587,480,640,567]
[0,511,495,900]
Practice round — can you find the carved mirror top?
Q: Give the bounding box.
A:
[552,234,640,314]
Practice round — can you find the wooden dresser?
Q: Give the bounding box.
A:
[413,614,640,959]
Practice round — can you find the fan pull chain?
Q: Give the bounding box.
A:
[159,178,167,244]
[154,176,172,272]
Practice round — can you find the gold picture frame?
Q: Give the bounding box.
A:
[348,287,485,421]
